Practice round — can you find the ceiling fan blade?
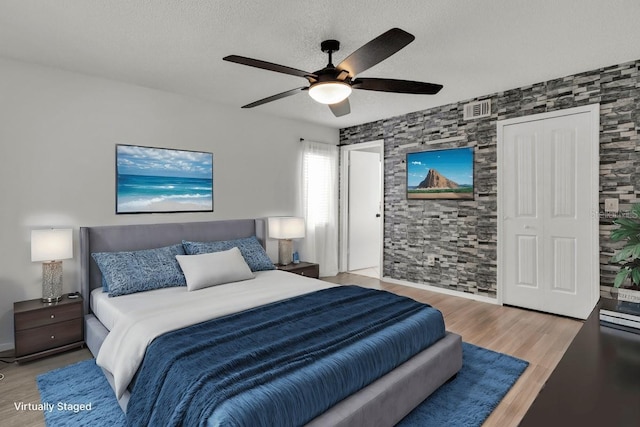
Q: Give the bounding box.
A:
[224,55,317,80]
[242,87,307,108]
[352,78,443,95]
[336,28,415,78]
[336,70,350,81]
[328,98,351,117]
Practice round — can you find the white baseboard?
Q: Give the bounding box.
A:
[382,276,500,305]
[0,342,14,353]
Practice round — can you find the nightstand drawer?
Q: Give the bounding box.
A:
[14,303,81,331]
[15,318,83,356]
[277,262,320,279]
[292,264,320,278]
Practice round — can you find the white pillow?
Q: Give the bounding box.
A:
[176,247,255,291]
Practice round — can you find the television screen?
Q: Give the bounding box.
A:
[406,146,474,200]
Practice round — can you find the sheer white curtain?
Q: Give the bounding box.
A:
[298,140,339,277]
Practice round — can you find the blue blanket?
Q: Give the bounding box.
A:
[126,286,445,427]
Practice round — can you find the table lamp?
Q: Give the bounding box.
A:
[31,228,73,303]
[268,217,305,265]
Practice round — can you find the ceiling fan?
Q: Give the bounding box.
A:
[223,28,443,117]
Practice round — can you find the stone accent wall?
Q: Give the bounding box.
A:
[340,59,640,298]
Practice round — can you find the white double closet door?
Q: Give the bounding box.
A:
[498,105,599,319]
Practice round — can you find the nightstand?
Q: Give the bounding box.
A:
[277,262,320,279]
[14,293,84,362]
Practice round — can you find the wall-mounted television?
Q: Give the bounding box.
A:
[406,146,474,200]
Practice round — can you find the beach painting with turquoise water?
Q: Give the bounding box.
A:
[116,145,213,213]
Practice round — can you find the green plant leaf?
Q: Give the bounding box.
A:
[609,204,640,269]
[628,236,640,245]
[613,218,640,228]
[614,268,631,288]
[610,228,639,241]
[612,246,635,263]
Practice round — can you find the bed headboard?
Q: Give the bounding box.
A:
[80,219,266,314]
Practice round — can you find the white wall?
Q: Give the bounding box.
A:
[0,58,337,350]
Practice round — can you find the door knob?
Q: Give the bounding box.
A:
[375,214,381,218]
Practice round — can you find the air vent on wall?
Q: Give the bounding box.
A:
[463,99,491,120]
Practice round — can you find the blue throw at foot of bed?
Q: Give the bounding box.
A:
[126,286,446,427]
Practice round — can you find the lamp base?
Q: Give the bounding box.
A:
[278,239,294,265]
[42,261,63,303]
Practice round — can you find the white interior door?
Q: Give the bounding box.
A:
[500,106,599,319]
[348,150,381,271]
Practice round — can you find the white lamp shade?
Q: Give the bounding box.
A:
[268,217,305,239]
[31,229,73,262]
[308,81,352,105]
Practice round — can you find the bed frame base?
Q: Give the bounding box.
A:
[305,332,462,427]
[86,312,461,425]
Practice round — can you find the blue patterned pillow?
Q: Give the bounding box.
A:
[182,236,275,272]
[92,244,187,297]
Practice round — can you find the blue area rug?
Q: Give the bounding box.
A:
[397,343,529,426]
[36,358,125,426]
[37,342,527,426]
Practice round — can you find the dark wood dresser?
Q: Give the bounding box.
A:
[14,294,84,362]
[520,301,640,426]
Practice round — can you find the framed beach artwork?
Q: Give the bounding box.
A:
[116,144,213,214]
[406,146,474,200]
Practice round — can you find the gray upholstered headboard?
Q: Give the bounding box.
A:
[79,219,266,315]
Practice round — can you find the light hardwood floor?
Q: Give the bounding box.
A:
[0,272,582,427]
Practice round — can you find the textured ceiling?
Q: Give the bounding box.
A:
[1,0,640,129]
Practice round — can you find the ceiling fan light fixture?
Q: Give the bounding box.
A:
[308,81,352,105]
[225,29,441,117]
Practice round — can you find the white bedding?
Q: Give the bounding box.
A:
[91,281,257,331]
[95,270,335,399]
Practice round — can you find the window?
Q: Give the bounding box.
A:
[299,140,339,276]
[303,152,332,225]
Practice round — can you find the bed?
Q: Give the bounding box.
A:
[80,219,462,426]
